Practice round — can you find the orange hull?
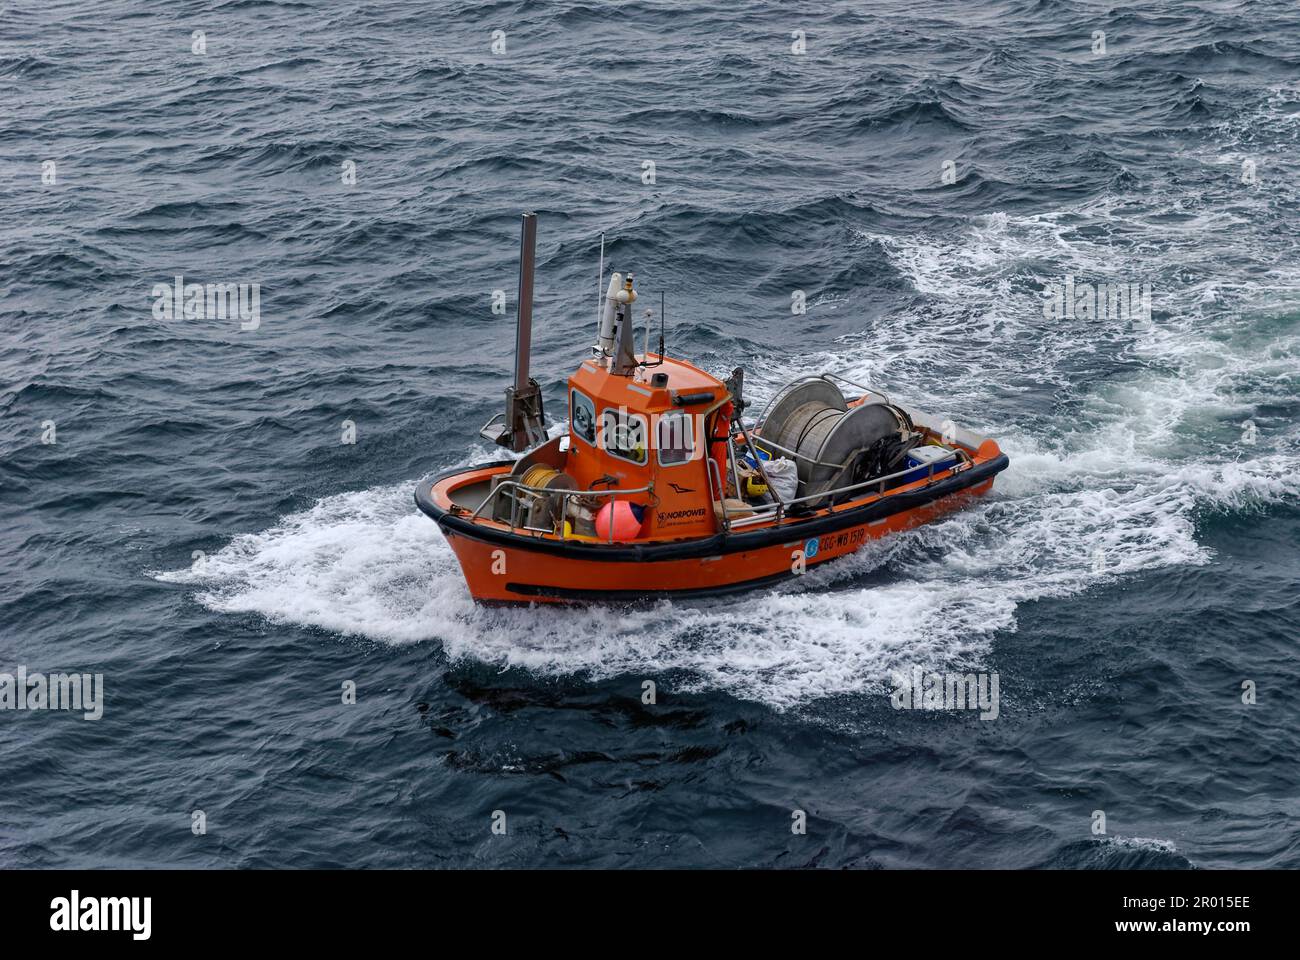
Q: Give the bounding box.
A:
[416,445,1007,604]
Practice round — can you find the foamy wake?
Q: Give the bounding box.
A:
[156,96,1300,709]
[152,431,1297,710]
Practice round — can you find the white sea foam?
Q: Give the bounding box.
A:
[1098,835,1180,855]
[156,482,471,644]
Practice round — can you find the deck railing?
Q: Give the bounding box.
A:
[472,478,654,543]
[465,369,970,541]
[719,447,971,529]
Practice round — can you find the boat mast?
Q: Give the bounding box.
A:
[485,212,546,452]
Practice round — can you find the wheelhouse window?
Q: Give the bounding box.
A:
[598,408,648,465]
[570,389,596,446]
[656,410,696,466]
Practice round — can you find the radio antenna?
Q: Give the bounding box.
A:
[637,292,668,369]
[659,290,666,360]
[595,233,605,331]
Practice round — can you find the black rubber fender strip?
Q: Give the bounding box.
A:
[414,453,1010,563]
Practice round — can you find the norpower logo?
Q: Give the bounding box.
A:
[658,507,707,521]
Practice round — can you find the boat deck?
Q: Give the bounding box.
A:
[448,477,493,511]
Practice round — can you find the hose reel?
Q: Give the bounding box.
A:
[760,378,914,502]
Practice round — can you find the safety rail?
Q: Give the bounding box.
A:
[719,445,972,529]
[471,477,654,543]
[466,448,968,539]
[737,425,965,475]
[477,411,506,444]
[706,456,729,532]
[822,371,892,406]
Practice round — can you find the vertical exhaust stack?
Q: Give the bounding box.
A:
[482,212,547,452]
[513,213,537,398]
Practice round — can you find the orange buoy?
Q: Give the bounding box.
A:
[595,501,645,540]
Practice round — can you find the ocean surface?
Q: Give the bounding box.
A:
[2,0,1298,868]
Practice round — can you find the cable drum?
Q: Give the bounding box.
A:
[760,378,909,501]
[520,464,563,491]
[496,464,577,528]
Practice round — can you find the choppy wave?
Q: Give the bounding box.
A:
[157,184,1300,708]
[10,0,1300,868]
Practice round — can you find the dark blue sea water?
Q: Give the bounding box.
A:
[2,0,1298,868]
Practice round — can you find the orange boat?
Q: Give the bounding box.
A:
[416,214,1009,604]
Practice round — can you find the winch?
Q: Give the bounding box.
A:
[759,379,916,500]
